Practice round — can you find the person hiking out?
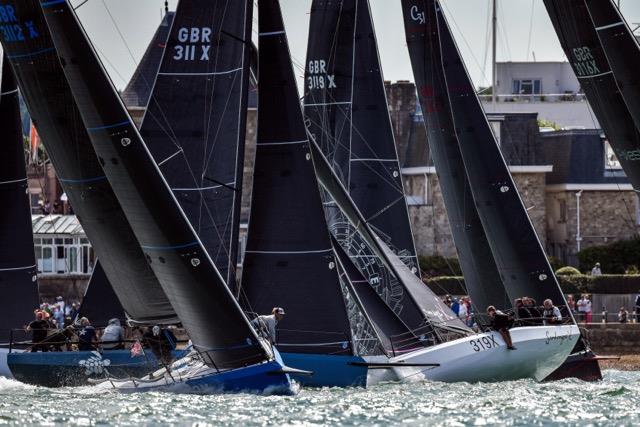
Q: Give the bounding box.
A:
[487,306,516,350]
[251,307,285,344]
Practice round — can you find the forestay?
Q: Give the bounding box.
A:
[543,0,640,191]
[139,0,250,289]
[0,54,39,342]
[0,0,177,325]
[41,0,269,370]
[401,0,509,312]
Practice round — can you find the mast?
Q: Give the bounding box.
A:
[0,53,39,341]
[241,0,362,356]
[42,0,270,369]
[585,0,640,143]
[401,0,509,312]
[543,0,640,191]
[0,0,178,325]
[492,0,497,105]
[139,0,252,290]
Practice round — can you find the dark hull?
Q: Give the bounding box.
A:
[8,350,181,388]
[543,351,603,382]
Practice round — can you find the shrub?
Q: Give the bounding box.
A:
[555,266,581,276]
[418,255,462,277]
[577,238,640,274]
[547,256,563,272]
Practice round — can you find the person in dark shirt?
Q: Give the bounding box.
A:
[487,306,516,350]
[27,311,50,352]
[524,297,542,325]
[77,317,97,351]
[515,298,532,324]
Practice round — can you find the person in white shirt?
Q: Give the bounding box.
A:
[251,307,285,344]
[577,294,593,323]
[542,299,562,325]
[591,263,602,276]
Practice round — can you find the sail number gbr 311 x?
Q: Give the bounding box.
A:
[173,27,212,62]
[469,335,499,352]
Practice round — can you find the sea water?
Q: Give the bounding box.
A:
[0,370,638,426]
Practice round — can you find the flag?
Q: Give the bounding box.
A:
[130,339,144,357]
[30,122,40,163]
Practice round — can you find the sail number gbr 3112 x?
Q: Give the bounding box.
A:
[469,335,499,352]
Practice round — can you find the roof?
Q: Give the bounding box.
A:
[541,129,630,185]
[32,215,84,235]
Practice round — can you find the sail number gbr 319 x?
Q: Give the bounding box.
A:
[469,335,499,352]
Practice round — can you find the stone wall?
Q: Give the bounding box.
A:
[385,81,417,166]
[406,171,548,258]
[584,323,640,355]
[546,190,640,266]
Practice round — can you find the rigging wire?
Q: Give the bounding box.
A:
[525,0,535,61]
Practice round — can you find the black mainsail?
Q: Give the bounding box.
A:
[0,0,177,325]
[139,0,250,288]
[401,0,508,312]
[240,0,358,355]
[403,0,566,308]
[0,53,39,342]
[42,0,269,369]
[304,0,422,327]
[543,0,640,191]
[585,0,640,143]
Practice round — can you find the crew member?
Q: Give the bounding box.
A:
[251,307,285,344]
[542,299,562,325]
[487,306,516,350]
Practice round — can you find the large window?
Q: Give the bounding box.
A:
[512,79,541,95]
[34,236,94,275]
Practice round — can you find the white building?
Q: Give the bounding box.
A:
[481,61,600,130]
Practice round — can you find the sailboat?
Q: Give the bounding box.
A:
[40,0,294,394]
[543,0,640,192]
[0,53,40,377]
[0,1,187,387]
[304,0,424,331]
[399,0,585,380]
[584,1,640,139]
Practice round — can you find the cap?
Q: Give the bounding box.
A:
[275,307,285,315]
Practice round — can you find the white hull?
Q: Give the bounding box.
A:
[366,325,579,385]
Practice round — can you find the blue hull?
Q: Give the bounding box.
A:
[281,352,368,387]
[8,350,181,387]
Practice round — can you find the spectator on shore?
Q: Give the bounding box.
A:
[101,318,125,350]
[487,306,515,350]
[443,295,452,308]
[618,307,629,323]
[566,295,576,313]
[635,291,640,322]
[542,299,563,325]
[458,296,468,323]
[27,311,49,352]
[55,296,65,315]
[77,317,97,351]
[450,298,460,316]
[69,303,79,323]
[577,294,593,323]
[591,263,602,276]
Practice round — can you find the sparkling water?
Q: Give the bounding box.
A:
[0,370,638,425]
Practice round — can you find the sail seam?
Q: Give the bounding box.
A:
[0,178,28,185]
[0,264,36,272]
[258,139,307,146]
[140,241,199,251]
[58,176,107,184]
[172,182,235,191]
[303,101,352,107]
[350,158,398,162]
[244,249,332,255]
[595,21,624,31]
[158,67,242,77]
[0,89,18,96]
[86,120,130,132]
[576,70,613,79]
[259,31,285,36]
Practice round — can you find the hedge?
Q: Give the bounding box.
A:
[418,255,462,277]
[577,238,640,274]
[424,274,640,296]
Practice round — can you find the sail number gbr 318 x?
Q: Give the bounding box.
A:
[469,335,499,352]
